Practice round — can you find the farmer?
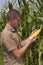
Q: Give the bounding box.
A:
[1,9,36,65]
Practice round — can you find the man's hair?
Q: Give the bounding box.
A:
[7,9,21,21]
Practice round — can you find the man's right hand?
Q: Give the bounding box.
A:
[28,30,37,43]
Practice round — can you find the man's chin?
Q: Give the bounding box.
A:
[13,25,19,29]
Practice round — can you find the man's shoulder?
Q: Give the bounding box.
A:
[1,26,10,38]
[1,24,17,40]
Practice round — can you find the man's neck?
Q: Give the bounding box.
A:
[7,22,17,30]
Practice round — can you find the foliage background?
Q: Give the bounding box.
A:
[0,0,43,65]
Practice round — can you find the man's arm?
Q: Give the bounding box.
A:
[21,29,37,47]
[11,35,36,58]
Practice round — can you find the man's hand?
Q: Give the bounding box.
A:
[11,30,37,58]
[21,30,37,46]
[30,29,37,35]
[28,30,37,43]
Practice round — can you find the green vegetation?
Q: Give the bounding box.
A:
[0,46,4,65]
[17,0,43,65]
[0,0,43,65]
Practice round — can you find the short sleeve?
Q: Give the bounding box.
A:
[3,33,18,52]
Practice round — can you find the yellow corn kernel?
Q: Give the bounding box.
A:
[32,29,41,37]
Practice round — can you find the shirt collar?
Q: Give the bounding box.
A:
[6,24,17,32]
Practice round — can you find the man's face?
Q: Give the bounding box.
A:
[12,17,20,28]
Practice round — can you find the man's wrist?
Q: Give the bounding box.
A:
[27,37,33,45]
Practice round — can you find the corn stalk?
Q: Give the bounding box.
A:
[18,0,43,65]
[0,0,43,65]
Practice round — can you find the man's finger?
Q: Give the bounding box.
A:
[33,37,37,41]
[32,29,37,34]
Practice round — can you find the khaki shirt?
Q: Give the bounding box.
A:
[1,24,24,65]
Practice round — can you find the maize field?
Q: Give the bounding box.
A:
[17,0,43,65]
[0,0,43,65]
[17,10,43,65]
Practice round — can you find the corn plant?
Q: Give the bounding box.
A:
[18,0,43,65]
[0,10,7,32]
[0,1,14,32]
[0,0,43,65]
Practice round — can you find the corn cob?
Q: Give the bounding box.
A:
[32,29,41,37]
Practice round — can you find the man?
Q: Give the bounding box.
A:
[1,9,36,65]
